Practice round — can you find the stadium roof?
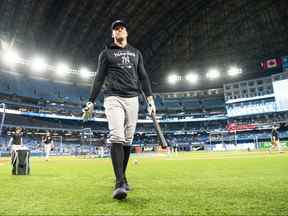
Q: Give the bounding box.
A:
[0,0,287,92]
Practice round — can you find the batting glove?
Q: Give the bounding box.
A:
[82,102,94,122]
[147,96,156,116]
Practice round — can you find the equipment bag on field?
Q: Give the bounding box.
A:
[11,149,31,175]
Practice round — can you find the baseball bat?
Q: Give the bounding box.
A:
[141,90,168,149]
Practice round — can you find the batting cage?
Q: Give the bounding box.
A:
[79,128,109,157]
[0,103,6,136]
[51,135,63,155]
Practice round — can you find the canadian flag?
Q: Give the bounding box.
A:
[261,58,282,70]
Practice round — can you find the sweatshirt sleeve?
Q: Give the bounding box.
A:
[137,51,153,97]
[89,50,108,102]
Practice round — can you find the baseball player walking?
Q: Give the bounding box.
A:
[83,20,156,200]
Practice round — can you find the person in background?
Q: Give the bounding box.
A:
[269,125,282,153]
[9,127,24,152]
[42,131,54,161]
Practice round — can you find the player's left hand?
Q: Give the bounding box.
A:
[147,96,156,116]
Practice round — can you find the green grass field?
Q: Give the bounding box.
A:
[0,151,287,215]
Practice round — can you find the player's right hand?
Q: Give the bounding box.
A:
[82,101,94,122]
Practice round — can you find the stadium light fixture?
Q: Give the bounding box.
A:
[56,62,70,75]
[0,40,9,50]
[167,73,181,84]
[2,49,21,67]
[185,72,199,84]
[31,56,47,72]
[227,66,242,77]
[206,68,220,80]
[80,67,91,79]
